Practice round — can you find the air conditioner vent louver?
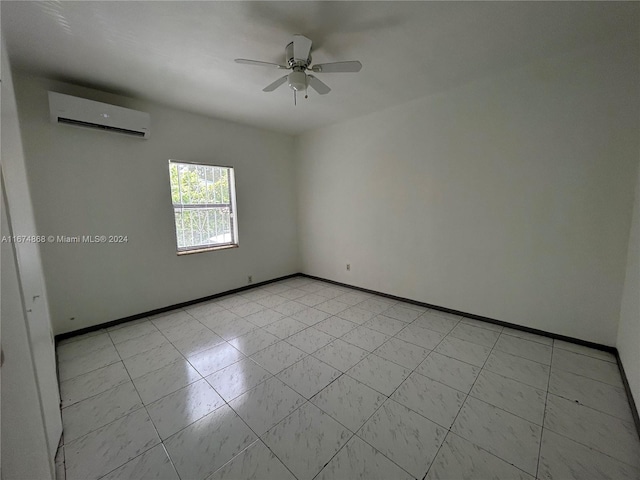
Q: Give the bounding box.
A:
[48,92,150,139]
[57,117,147,137]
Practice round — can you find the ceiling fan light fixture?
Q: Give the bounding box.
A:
[287,71,307,92]
[235,34,362,101]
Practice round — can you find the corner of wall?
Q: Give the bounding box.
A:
[617,148,640,409]
[292,133,305,273]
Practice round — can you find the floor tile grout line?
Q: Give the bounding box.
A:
[56,332,117,358]
[56,411,111,445]
[468,334,562,477]
[163,300,284,382]
[61,332,180,480]
[488,349,551,368]
[116,304,284,480]
[549,364,626,389]
[535,350,553,479]
[57,357,122,384]
[131,321,207,383]
[409,363,471,396]
[58,364,130,409]
[151,319,286,478]
[111,331,183,480]
[421,322,497,480]
[309,372,380,433]
[226,395,304,480]
[460,391,549,433]
[107,321,162,346]
[59,386,149,445]
[120,314,245,457]
[57,279,634,480]
[480,364,550,394]
[348,397,434,478]
[428,430,538,480]
[545,389,637,425]
[544,388,639,432]
[377,318,475,476]
[549,352,625,389]
[422,348,482,371]
[270,286,638,476]
[465,388,546,427]
[109,321,166,360]
[421,431,452,480]
[59,289,510,406]
[537,423,640,471]
[490,333,554,366]
[302,381,368,480]
[307,374,416,480]
[552,343,618,363]
[56,331,142,430]
[228,396,309,480]
[270,351,339,398]
[448,320,502,348]
[499,330,553,346]
[216,437,300,480]
[428,328,538,478]
[56,281,330,472]
[92,442,170,480]
[279,299,433,479]
[167,288,330,462]
[204,357,277,404]
[355,443,414,480]
[369,343,432,372]
[342,319,460,480]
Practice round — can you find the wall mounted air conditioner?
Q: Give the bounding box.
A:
[48,91,150,139]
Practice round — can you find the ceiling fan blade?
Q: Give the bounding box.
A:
[293,34,312,61]
[235,59,288,69]
[307,75,331,95]
[311,61,362,73]
[263,75,289,92]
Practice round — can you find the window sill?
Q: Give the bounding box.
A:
[177,244,238,256]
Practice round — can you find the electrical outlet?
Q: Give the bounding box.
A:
[248,275,253,283]
[346,264,351,271]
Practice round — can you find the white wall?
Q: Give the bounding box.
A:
[2,44,55,477]
[10,37,640,349]
[618,156,640,407]
[2,41,62,460]
[1,179,54,480]
[13,74,298,335]
[297,38,640,346]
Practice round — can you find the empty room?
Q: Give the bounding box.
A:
[2,1,639,479]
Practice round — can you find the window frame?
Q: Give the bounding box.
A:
[168,159,239,255]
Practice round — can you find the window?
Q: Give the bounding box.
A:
[169,160,238,254]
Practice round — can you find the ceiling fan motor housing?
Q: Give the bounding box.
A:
[286,42,311,68]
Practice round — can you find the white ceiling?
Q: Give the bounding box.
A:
[2,1,638,135]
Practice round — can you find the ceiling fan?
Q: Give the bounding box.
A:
[235,34,362,104]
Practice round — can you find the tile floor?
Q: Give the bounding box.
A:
[55,277,640,480]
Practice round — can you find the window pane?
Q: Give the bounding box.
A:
[169,161,238,252]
